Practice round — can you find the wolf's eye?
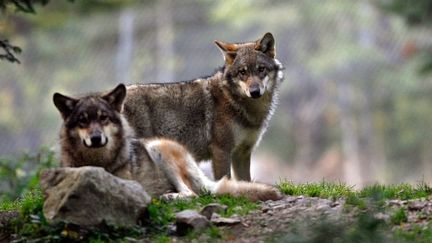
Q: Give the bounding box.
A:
[100,114,109,123]
[258,66,266,73]
[239,69,247,76]
[78,116,88,126]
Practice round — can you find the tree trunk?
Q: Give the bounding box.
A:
[116,8,135,84]
[155,0,175,83]
[336,73,363,188]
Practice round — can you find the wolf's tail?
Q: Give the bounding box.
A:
[211,176,282,202]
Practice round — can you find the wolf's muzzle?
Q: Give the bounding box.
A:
[249,85,262,99]
[84,132,108,148]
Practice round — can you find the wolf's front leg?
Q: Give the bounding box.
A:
[231,145,252,181]
[210,144,232,180]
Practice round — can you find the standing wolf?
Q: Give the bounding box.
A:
[124,33,284,181]
[53,84,282,201]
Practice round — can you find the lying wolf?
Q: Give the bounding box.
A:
[53,84,282,201]
[123,33,284,181]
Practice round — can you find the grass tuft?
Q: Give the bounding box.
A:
[359,183,431,201]
[277,180,354,200]
[391,208,408,225]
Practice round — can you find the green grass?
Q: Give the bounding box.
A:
[277,180,354,200]
[277,180,432,202]
[391,208,408,225]
[359,182,432,201]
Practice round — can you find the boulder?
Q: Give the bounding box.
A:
[40,166,151,227]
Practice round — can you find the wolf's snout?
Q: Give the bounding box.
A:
[249,85,262,99]
[91,134,102,146]
[84,131,108,148]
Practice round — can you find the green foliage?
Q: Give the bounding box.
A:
[0,0,71,64]
[185,225,222,241]
[378,0,432,74]
[345,193,367,210]
[0,39,22,63]
[379,0,432,26]
[0,148,57,201]
[0,0,51,14]
[391,208,408,225]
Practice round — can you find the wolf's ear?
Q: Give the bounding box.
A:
[102,84,127,112]
[215,40,238,65]
[53,93,78,119]
[255,32,276,58]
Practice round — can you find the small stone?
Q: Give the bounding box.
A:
[330,202,340,208]
[408,201,427,211]
[285,197,297,203]
[374,212,390,221]
[210,213,241,226]
[272,204,287,211]
[200,203,228,220]
[316,204,331,211]
[387,200,403,207]
[262,206,271,213]
[176,210,210,235]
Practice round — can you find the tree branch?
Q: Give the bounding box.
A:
[0,39,22,64]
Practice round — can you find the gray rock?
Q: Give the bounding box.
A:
[40,166,151,227]
[210,213,241,226]
[408,201,427,211]
[200,203,228,219]
[316,204,331,211]
[374,212,390,221]
[175,210,210,235]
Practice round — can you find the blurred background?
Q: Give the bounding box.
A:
[1,0,432,195]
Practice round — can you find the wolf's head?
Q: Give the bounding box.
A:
[53,84,127,152]
[215,32,283,99]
